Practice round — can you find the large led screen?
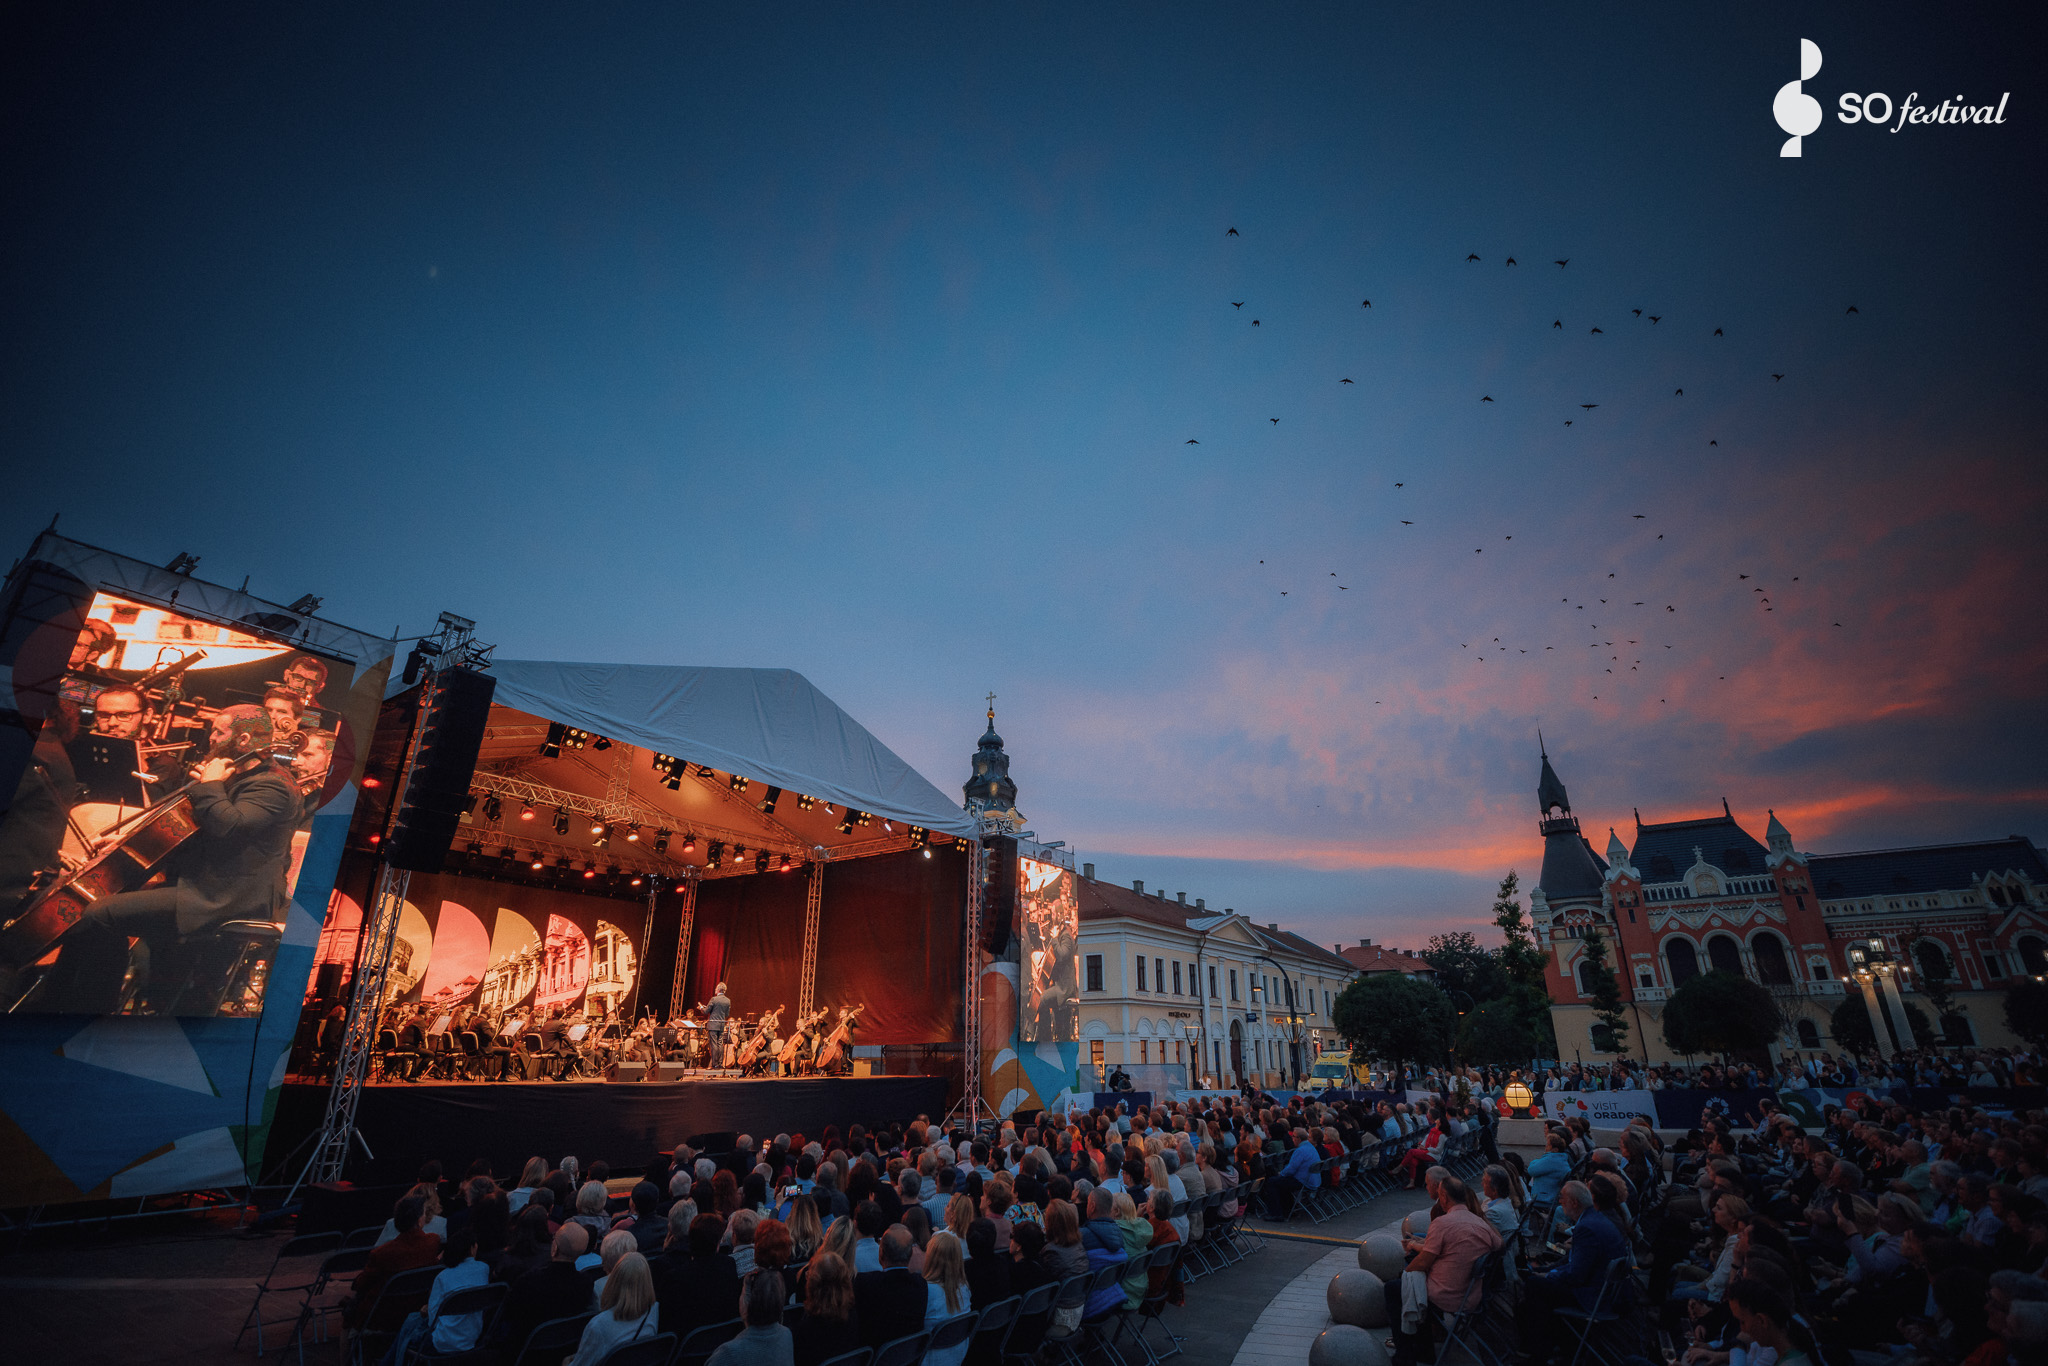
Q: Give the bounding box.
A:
[0,592,355,1016]
[1017,855,1078,1042]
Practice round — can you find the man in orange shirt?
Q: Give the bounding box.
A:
[1383,1176,1502,1366]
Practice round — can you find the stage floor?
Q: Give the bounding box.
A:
[269,1074,953,1186]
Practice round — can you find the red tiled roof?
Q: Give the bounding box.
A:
[1336,943,1436,975]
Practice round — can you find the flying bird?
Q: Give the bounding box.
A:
[1400,520,1413,525]
[1632,514,1645,519]
[1362,300,1371,308]
[1580,403,1598,410]
[1227,228,1239,236]
[1772,373,1785,381]
[1232,301,1244,309]
[1481,395,1494,402]
[1505,257,1517,266]
[1740,574,1749,578]
[1846,305,1859,314]
[1394,482,1403,487]
[1649,315,1661,323]
[1553,320,1563,329]
[1186,439,1199,444]
[1713,327,1724,336]
[1271,418,1279,424]
[1340,377,1354,383]
[1564,420,1573,426]
[1466,254,1480,262]
[1675,388,1683,396]
[1555,259,1568,268]
[1632,309,1642,317]
[1709,439,1718,446]
[1833,621,1843,627]
[1589,327,1603,335]
[1252,319,1260,326]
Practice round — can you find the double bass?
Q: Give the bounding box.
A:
[813,1003,865,1075]
[778,1007,828,1074]
[735,1006,781,1073]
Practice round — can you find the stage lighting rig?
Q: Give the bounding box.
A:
[682,833,698,854]
[542,721,567,758]
[760,786,781,814]
[594,824,612,848]
[731,844,747,865]
[556,856,575,873]
[582,862,596,879]
[482,794,502,824]
[626,824,641,843]
[837,810,855,834]
[520,802,535,821]
[553,808,570,835]
[778,853,793,872]
[498,845,516,861]
[728,772,750,793]
[653,829,670,853]
[592,736,611,750]
[755,850,770,874]
[705,840,724,868]
[466,841,483,855]
[796,794,817,811]
[908,826,929,847]
[529,852,545,869]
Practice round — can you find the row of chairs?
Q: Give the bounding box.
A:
[1273,1117,1496,1224]
[1175,1178,1269,1280]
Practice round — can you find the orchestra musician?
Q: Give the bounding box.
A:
[279,654,329,702]
[57,619,119,710]
[36,704,300,1015]
[626,1012,659,1078]
[261,688,306,749]
[0,703,80,920]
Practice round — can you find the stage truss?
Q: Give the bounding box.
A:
[797,859,823,1020]
[667,873,698,1019]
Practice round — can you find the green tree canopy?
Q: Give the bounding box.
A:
[1491,871,1551,991]
[1831,995,1935,1054]
[1662,970,1783,1059]
[1423,930,1510,1003]
[1455,985,1554,1066]
[1333,973,1457,1082]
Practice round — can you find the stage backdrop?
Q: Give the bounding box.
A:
[0,533,393,1207]
[684,846,965,1044]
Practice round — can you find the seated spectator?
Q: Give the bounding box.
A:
[570,1181,612,1246]
[853,1226,925,1350]
[1041,1201,1089,1338]
[495,1205,556,1284]
[376,1182,448,1247]
[922,1231,974,1366]
[1383,1176,1500,1366]
[727,1208,762,1275]
[566,1251,659,1366]
[347,1194,442,1331]
[590,1230,638,1308]
[1512,1181,1625,1366]
[499,1223,592,1351]
[964,1217,1011,1308]
[706,1270,795,1366]
[1007,1221,1055,1296]
[1526,1132,1572,1209]
[652,1212,740,1341]
[791,1252,860,1366]
[507,1157,549,1213]
[1261,1128,1324,1218]
[852,1199,888,1273]
[1080,1187,1122,1255]
[614,1180,669,1253]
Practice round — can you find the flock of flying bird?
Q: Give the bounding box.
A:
[1207,227,1863,706]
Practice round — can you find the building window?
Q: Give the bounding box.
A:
[1707,934,1744,977]
[1174,1040,1183,1064]
[1091,1040,1104,1069]
[1985,952,2006,980]
[1639,971,1654,989]
[1156,958,1166,995]
[1141,1040,1149,1064]
[1324,990,1331,1017]
[1136,957,1148,992]
[1085,954,1103,992]
[1753,933,1793,986]
[1796,1019,1820,1048]
[1230,969,1239,1001]
[1209,965,1218,997]
[1172,961,1182,995]
[1667,938,1700,984]
[1810,959,1830,982]
[1189,963,1198,996]
[1577,959,1600,994]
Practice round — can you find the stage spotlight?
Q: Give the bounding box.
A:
[731,844,747,865]
[922,848,932,859]
[728,772,750,793]
[583,861,596,879]
[683,833,698,854]
[674,881,688,893]
[542,721,567,758]
[482,794,502,823]
[520,802,535,821]
[460,793,478,819]
[881,819,894,833]
[705,840,723,867]
[653,829,670,853]
[909,826,928,847]
[557,856,575,872]
[626,824,641,842]
[778,853,792,872]
[498,845,515,861]
[606,863,620,877]
[466,841,483,855]
[755,850,770,874]
[590,818,606,836]
[760,785,781,814]
[630,874,643,887]
[796,794,816,811]
[530,852,545,869]
[553,808,570,835]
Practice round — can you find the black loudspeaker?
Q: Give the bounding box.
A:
[980,835,1017,955]
[656,1061,691,1082]
[386,667,497,873]
[612,1061,648,1082]
[312,961,345,1005]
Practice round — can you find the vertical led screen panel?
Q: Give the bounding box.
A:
[1,591,358,1017]
[1016,855,1078,1042]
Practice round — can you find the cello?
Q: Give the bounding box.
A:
[813,1003,865,1076]
[736,1006,781,1073]
[778,1007,826,1074]
[0,786,202,972]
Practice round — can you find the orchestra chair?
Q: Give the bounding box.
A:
[518,1033,546,1081]
[154,918,286,1016]
[375,1028,408,1082]
[455,1029,484,1080]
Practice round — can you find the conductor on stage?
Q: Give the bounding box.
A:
[706,981,731,1058]
[40,705,298,1014]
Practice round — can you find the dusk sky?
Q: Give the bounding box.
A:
[4,4,2041,952]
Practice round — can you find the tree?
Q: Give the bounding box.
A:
[1457,990,1551,1066]
[1491,871,1551,990]
[1423,931,1510,1003]
[1831,995,1935,1054]
[1912,942,1961,1047]
[1579,927,1630,1056]
[2005,979,2048,1052]
[1333,973,1457,1085]
[1662,970,1783,1060]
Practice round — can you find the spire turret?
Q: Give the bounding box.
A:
[1537,737,1571,818]
[964,694,1019,815]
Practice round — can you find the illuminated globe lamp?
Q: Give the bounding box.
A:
[1503,1077,1536,1119]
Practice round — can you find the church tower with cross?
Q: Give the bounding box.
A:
[963,693,1022,824]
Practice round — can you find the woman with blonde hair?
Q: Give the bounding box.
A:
[784,1191,823,1261]
[818,1204,859,1266]
[374,1182,446,1246]
[507,1157,549,1212]
[566,1250,658,1366]
[922,1231,973,1366]
[944,1192,976,1245]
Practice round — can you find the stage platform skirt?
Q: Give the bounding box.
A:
[271,1074,951,1185]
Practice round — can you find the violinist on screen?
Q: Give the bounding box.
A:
[40,704,300,1014]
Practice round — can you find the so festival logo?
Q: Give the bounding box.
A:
[1773,38,2010,156]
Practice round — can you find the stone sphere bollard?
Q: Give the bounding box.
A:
[1310,1324,1391,1366]
[1358,1231,1405,1282]
[1326,1268,1388,1328]
[1402,1208,1431,1239]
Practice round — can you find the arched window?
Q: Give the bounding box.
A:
[1707,934,1744,977]
[2021,937,2048,977]
[1577,958,1600,994]
[1796,1018,1820,1048]
[1752,934,1793,986]
[1666,938,1700,984]
[1914,940,1954,983]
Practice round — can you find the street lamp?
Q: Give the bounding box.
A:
[1182,1021,1202,1092]
[1250,954,1306,1089]
[1503,1076,1535,1118]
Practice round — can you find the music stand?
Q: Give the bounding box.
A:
[67,734,151,807]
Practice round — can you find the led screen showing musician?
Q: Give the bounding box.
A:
[0,592,356,1017]
[1017,855,1078,1043]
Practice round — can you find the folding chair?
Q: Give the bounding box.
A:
[1114,1244,1186,1366]
[871,1331,932,1366]
[346,1263,443,1366]
[968,1295,1022,1366]
[1238,1179,1268,1251]
[238,1229,341,1355]
[672,1318,743,1366]
[1554,1257,1638,1366]
[594,1332,677,1366]
[1002,1280,1061,1365]
[924,1309,981,1364]
[402,1281,511,1366]
[284,1245,372,1365]
[1436,1248,1505,1366]
[508,1312,597,1366]
[1051,1262,1132,1366]
[343,1224,385,1249]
